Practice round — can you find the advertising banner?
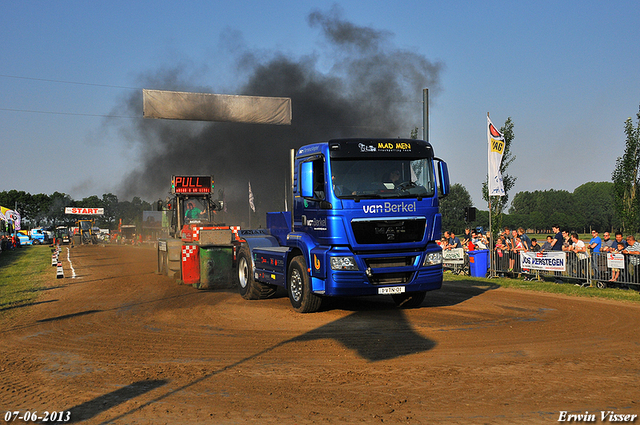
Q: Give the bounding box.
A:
[443,248,465,265]
[142,211,163,229]
[1,206,21,230]
[487,115,505,196]
[520,251,567,272]
[606,253,625,269]
[65,207,104,215]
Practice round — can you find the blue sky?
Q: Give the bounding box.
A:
[1,0,639,210]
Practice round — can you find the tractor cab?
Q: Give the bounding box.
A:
[165,175,224,238]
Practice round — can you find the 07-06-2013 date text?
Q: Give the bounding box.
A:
[4,411,71,422]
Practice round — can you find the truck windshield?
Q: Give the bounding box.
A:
[330,158,435,199]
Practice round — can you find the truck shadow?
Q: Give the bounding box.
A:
[292,308,436,361]
[315,278,501,312]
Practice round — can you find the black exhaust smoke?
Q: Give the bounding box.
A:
[113,6,443,226]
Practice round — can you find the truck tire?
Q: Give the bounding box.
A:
[392,291,427,308]
[287,256,322,313]
[236,246,276,300]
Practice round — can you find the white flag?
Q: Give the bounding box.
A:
[248,182,255,212]
[487,115,505,196]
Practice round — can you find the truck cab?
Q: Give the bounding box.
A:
[29,228,49,245]
[238,138,450,312]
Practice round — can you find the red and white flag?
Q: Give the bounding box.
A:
[487,115,505,196]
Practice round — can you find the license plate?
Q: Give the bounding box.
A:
[378,286,405,295]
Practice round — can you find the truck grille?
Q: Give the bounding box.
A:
[365,256,416,269]
[369,272,414,285]
[352,219,426,244]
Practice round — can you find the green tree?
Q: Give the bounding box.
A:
[573,182,617,232]
[482,117,517,234]
[48,192,74,226]
[612,105,640,233]
[100,193,119,229]
[116,196,152,228]
[440,183,473,233]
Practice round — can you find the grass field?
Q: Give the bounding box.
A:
[445,271,640,304]
[0,245,56,316]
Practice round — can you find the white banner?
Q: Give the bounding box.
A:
[487,115,505,196]
[143,89,292,125]
[443,248,465,265]
[65,207,104,215]
[607,253,625,269]
[520,251,566,271]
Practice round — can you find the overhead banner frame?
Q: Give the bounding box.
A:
[142,89,292,125]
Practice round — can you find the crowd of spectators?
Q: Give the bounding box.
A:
[440,226,640,288]
[0,233,20,252]
[439,228,489,251]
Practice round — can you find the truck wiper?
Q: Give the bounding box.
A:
[350,194,383,202]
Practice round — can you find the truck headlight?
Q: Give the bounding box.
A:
[331,256,359,271]
[423,251,443,266]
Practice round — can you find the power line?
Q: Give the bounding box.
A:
[0,73,139,90]
[0,74,140,118]
[0,107,138,119]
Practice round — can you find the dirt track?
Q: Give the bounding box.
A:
[1,244,639,424]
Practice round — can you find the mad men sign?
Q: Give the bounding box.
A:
[65,207,104,215]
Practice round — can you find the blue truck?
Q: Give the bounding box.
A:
[236,138,450,312]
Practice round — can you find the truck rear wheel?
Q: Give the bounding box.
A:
[236,246,276,300]
[288,256,322,313]
[392,291,427,308]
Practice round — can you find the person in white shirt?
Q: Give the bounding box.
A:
[569,233,588,278]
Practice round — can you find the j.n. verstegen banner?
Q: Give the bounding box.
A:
[487,115,505,196]
[520,251,567,272]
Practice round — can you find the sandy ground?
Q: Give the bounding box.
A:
[1,244,639,424]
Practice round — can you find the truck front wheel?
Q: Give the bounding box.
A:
[392,291,427,308]
[288,256,322,313]
[237,246,276,300]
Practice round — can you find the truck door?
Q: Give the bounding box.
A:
[299,155,331,233]
[299,155,329,279]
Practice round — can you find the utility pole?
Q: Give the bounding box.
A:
[422,88,429,142]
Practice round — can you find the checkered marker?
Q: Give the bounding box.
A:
[52,253,58,266]
[182,245,198,262]
[56,262,64,279]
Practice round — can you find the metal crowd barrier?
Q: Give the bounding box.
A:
[489,249,640,289]
[443,248,469,275]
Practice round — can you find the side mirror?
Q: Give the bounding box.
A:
[436,159,450,198]
[300,161,314,198]
[210,199,224,212]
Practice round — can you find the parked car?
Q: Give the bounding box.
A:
[16,233,33,246]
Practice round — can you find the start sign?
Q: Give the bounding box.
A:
[65,207,104,215]
[172,175,213,194]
